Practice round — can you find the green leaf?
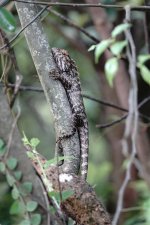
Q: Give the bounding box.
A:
[0,139,5,149]
[0,162,5,172]
[61,190,74,201]
[0,147,6,156]
[6,157,17,170]
[44,158,59,168]
[122,158,130,170]
[14,170,22,181]
[48,191,61,203]
[30,138,40,148]
[110,40,127,56]
[49,205,56,214]
[95,39,114,63]
[0,8,16,32]
[19,220,31,225]
[26,201,38,212]
[138,54,150,64]
[48,190,74,203]
[111,23,131,38]
[6,172,15,186]
[27,152,34,159]
[20,182,33,196]
[0,139,6,156]
[10,200,25,215]
[11,186,20,200]
[31,214,42,225]
[44,156,73,168]
[105,57,119,87]
[88,45,96,51]
[139,65,150,85]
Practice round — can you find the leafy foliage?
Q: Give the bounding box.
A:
[0,138,41,225]
[22,132,40,150]
[111,23,131,38]
[0,161,5,172]
[19,182,33,196]
[26,201,38,212]
[6,157,18,170]
[0,138,6,156]
[89,22,130,87]
[49,190,74,204]
[89,39,114,63]
[105,57,119,87]
[30,214,42,225]
[89,21,150,89]
[137,54,150,85]
[10,200,25,215]
[44,155,74,168]
[110,40,127,56]
[0,7,16,32]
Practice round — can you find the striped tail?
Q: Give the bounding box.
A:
[79,121,89,180]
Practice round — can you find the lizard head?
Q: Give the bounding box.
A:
[51,47,72,72]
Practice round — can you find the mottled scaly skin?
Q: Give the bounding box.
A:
[51,48,89,180]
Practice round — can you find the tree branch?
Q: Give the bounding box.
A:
[25,145,111,225]
[15,2,80,176]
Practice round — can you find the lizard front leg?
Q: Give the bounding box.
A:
[49,70,72,89]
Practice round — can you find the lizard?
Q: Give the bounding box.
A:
[51,47,89,180]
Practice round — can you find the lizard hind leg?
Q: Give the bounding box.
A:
[55,113,78,166]
[55,127,76,167]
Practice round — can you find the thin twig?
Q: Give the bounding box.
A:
[83,94,127,112]
[12,0,150,11]
[143,12,150,53]
[97,96,150,128]
[112,6,138,225]
[1,82,150,122]
[138,95,150,109]
[96,115,126,129]
[144,0,150,53]
[48,8,99,44]
[36,177,51,225]
[0,82,128,111]
[10,74,23,108]
[0,83,43,92]
[96,95,150,129]
[121,206,148,212]
[5,102,21,159]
